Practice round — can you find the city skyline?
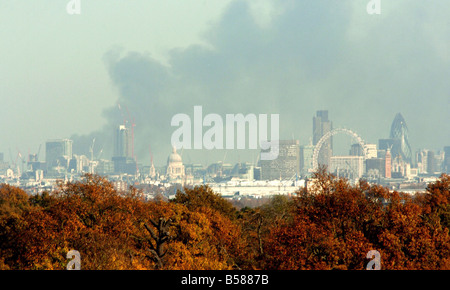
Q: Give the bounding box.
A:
[3,109,449,176]
[1,108,449,170]
[1,1,449,166]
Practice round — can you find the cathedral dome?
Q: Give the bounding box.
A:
[167,147,182,164]
[166,147,185,179]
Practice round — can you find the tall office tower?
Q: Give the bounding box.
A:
[300,143,315,175]
[427,150,436,174]
[444,146,450,173]
[389,113,412,164]
[112,125,136,175]
[114,125,130,158]
[260,140,300,180]
[313,110,333,167]
[46,139,73,169]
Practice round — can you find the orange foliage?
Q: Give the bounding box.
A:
[0,172,449,270]
[263,169,450,270]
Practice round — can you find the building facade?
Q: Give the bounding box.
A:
[166,147,185,180]
[45,139,73,170]
[300,143,314,176]
[444,146,450,173]
[260,140,300,180]
[329,156,365,179]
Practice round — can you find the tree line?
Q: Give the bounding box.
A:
[0,168,449,270]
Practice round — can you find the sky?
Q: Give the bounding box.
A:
[0,0,449,166]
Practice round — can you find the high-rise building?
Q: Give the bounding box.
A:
[45,139,73,170]
[444,146,450,173]
[261,140,300,180]
[114,125,130,158]
[313,110,333,167]
[350,143,364,156]
[416,149,438,174]
[112,125,136,175]
[366,158,385,178]
[95,159,114,175]
[300,143,314,175]
[427,151,436,174]
[389,113,412,164]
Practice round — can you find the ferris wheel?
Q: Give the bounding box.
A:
[312,128,368,171]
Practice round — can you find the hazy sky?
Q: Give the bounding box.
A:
[1,0,449,166]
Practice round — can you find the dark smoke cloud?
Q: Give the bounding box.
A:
[72,0,450,166]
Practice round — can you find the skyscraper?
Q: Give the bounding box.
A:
[300,143,314,175]
[417,149,438,174]
[112,125,136,175]
[389,113,412,164]
[114,125,130,158]
[444,146,450,173]
[45,139,73,169]
[313,110,333,167]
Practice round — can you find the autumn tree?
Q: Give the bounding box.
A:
[172,185,237,220]
[1,171,448,270]
[263,168,450,270]
[236,195,296,269]
[168,185,245,269]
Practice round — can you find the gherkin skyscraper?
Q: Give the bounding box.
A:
[389,113,412,164]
